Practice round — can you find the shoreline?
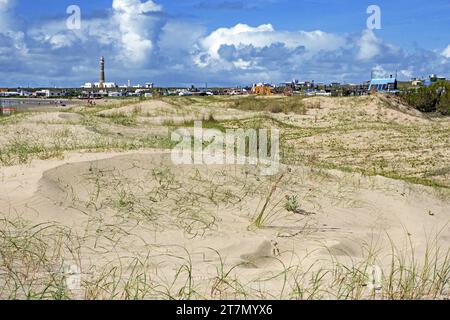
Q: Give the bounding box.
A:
[0,98,81,111]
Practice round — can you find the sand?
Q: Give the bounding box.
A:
[1,95,449,299]
[0,150,448,299]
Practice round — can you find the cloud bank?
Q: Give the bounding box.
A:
[0,0,449,87]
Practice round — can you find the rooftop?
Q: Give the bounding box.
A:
[370,78,397,85]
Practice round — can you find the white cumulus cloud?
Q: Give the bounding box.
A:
[29,0,163,65]
[0,0,28,55]
[357,30,382,60]
[112,0,163,64]
[196,23,347,69]
[356,29,403,63]
[443,45,450,59]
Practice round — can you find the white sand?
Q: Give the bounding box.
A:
[1,150,448,298]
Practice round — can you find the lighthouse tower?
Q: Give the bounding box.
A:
[99,56,105,89]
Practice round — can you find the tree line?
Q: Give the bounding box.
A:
[400,81,450,115]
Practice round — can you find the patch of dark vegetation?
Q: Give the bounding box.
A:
[232,96,311,115]
[400,81,450,114]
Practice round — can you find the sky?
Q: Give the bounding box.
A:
[1,0,449,87]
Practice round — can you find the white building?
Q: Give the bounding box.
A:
[108,91,124,97]
[82,82,117,89]
[19,90,32,97]
[0,91,19,97]
[178,91,193,96]
[94,82,117,88]
[81,83,94,89]
[34,90,64,98]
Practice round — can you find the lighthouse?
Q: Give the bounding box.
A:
[99,56,105,89]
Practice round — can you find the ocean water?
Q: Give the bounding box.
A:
[0,99,65,109]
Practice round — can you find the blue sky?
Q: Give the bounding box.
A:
[1,0,450,87]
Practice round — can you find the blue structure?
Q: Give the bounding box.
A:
[424,79,432,87]
[368,77,398,93]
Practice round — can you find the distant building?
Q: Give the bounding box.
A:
[178,90,193,96]
[424,74,446,87]
[34,89,64,98]
[108,91,124,98]
[316,91,332,96]
[368,76,398,93]
[252,83,273,95]
[82,82,117,89]
[94,82,117,89]
[0,91,20,97]
[99,56,105,89]
[18,89,32,97]
[135,89,152,96]
[429,74,446,82]
[80,56,118,89]
[81,83,94,89]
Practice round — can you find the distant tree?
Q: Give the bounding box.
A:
[401,86,439,113]
[437,83,450,115]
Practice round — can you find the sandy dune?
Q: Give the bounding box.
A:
[1,150,448,299]
[1,95,449,299]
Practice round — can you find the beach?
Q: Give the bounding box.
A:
[0,95,449,299]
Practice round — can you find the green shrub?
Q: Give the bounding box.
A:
[401,87,439,112]
[401,81,450,114]
[437,89,450,115]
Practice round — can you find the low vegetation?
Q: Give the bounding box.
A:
[232,96,312,115]
[400,81,450,114]
[1,95,450,300]
[0,216,448,300]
